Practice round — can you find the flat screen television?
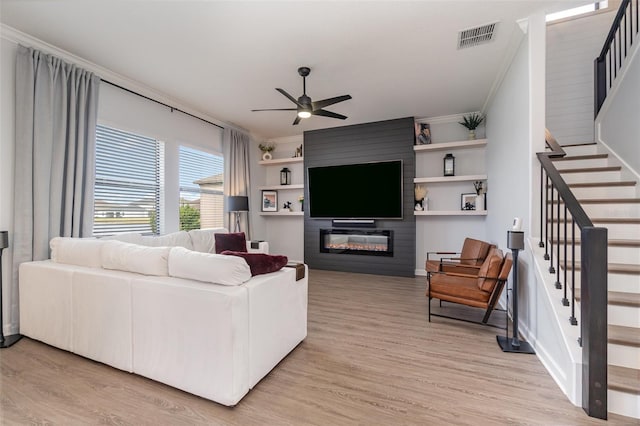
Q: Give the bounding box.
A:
[307,160,403,219]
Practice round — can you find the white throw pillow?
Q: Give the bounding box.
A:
[168,246,251,286]
[188,228,228,253]
[102,241,170,276]
[140,231,193,249]
[50,237,103,268]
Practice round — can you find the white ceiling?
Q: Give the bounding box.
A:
[0,1,584,140]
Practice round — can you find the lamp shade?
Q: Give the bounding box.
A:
[0,231,7,249]
[225,196,249,212]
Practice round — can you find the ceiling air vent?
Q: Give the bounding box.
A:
[457,22,498,49]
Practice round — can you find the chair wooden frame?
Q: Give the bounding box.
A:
[427,253,513,329]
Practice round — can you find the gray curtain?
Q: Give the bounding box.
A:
[223,128,252,239]
[9,45,99,333]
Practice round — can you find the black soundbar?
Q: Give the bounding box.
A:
[331,219,375,228]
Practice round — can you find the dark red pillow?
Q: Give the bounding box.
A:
[221,251,288,276]
[214,232,247,254]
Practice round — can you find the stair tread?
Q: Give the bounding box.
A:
[567,262,640,274]
[559,142,598,147]
[592,218,640,224]
[558,166,621,173]
[576,291,640,307]
[553,198,640,204]
[609,325,640,347]
[551,154,608,161]
[549,181,637,188]
[566,181,637,188]
[609,365,640,394]
[552,238,640,247]
[549,217,640,224]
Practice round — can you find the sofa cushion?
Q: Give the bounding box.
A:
[102,241,170,276]
[215,232,247,254]
[188,228,229,253]
[168,246,251,286]
[50,237,103,268]
[140,231,193,249]
[221,251,288,276]
[100,232,143,244]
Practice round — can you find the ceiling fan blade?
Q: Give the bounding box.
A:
[251,108,297,112]
[312,109,347,120]
[311,95,352,111]
[292,116,302,126]
[276,88,303,108]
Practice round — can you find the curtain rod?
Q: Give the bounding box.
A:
[102,79,224,130]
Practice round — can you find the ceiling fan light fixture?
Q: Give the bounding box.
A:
[297,110,311,119]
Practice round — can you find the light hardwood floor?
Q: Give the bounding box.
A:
[0,269,633,425]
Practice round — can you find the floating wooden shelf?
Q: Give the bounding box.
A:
[413,174,487,184]
[413,139,487,152]
[258,184,304,190]
[258,157,304,165]
[259,211,304,216]
[414,210,488,216]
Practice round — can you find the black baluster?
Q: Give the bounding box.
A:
[549,186,556,274]
[539,165,545,248]
[562,206,570,305]
[555,192,561,287]
[570,218,578,326]
[544,175,550,260]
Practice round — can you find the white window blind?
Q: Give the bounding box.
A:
[93,125,161,236]
[179,146,224,230]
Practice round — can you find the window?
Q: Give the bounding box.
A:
[546,1,609,22]
[93,125,162,236]
[179,146,224,230]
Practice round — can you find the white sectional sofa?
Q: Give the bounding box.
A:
[18,229,307,406]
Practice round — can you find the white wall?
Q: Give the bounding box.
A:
[596,34,640,176]
[250,136,304,261]
[546,9,615,145]
[486,12,581,405]
[414,116,487,275]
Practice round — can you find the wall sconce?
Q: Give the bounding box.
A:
[443,153,455,176]
[280,167,291,185]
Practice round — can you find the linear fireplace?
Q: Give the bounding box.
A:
[320,229,393,256]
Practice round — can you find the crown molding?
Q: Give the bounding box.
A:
[1,24,246,133]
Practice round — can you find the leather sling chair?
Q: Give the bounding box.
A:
[427,250,513,327]
[425,238,494,277]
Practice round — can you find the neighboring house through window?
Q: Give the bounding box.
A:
[179,146,224,230]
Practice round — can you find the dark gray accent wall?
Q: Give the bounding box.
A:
[303,117,416,277]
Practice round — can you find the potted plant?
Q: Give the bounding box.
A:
[458,113,485,140]
[258,143,275,161]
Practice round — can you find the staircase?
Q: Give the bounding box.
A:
[551,142,640,419]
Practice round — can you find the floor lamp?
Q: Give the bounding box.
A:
[0,231,22,348]
[225,196,249,233]
[497,229,535,354]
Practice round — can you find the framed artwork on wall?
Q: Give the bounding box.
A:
[262,190,278,212]
[461,193,476,211]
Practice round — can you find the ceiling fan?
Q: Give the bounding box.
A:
[252,67,352,125]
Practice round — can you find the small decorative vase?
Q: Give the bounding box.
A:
[262,152,272,161]
[476,194,485,211]
[468,129,476,140]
